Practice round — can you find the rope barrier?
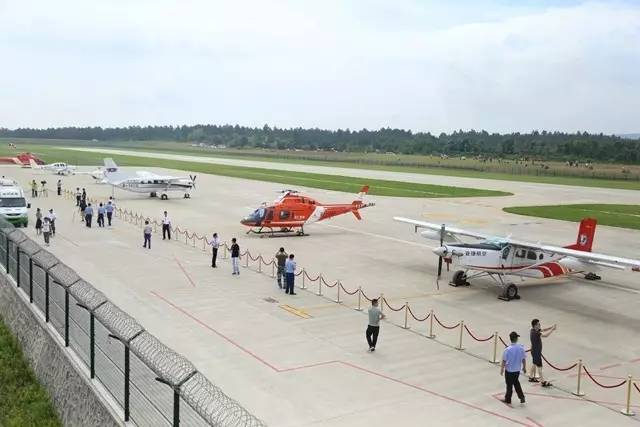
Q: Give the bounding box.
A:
[360,289,374,302]
[433,314,461,330]
[382,298,406,312]
[407,305,430,322]
[541,354,578,372]
[463,325,494,342]
[339,283,360,296]
[634,382,640,394]
[583,366,627,389]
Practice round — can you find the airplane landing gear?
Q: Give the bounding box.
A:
[183,193,191,199]
[499,284,520,301]
[150,191,157,198]
[449,270,469,287]
[584,272,601,280]
[161,193,168,200]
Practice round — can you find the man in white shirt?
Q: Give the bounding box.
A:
[162,211,171,240]
[285,254,297,295]
[211,233,220,268]
[47,209,57,236]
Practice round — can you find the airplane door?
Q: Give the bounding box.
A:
[501,245,513,269]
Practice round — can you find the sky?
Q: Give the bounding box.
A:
[0,0,639,134]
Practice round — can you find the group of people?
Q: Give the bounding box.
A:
[275,247,297,294]
[31,179,57,198]
[76,187,115,228]
[34,207,56,246]
[142,211,171,249]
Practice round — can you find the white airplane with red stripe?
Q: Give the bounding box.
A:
[394,217,640,301]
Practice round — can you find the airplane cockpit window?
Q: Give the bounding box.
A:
[280,210,290,219]
[527,251,537,260]
[501,246,510,260]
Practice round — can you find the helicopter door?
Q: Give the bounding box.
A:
[265,208,273,221]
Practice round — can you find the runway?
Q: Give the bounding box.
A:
[6,162,640,427]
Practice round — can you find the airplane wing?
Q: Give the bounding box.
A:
[393,217,489,240]
[505,238,640,271]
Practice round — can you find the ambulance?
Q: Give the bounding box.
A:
[0,179,30,227]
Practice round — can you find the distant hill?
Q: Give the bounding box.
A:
[618,133,640,139]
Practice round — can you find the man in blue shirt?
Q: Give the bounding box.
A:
[105,200,114,226]
[500,331,527,405]
[284,254,297,295]
[84,203,94,228]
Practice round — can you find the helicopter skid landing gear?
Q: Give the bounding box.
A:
[498,284,520,301]
[449,270,469,287]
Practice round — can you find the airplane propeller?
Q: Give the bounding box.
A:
[190,175,197,189]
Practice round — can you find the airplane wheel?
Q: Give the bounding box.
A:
[150,192,157,198]
[502,284,519,301]
[451,270,467,287]
[184,193,190,199]
[161,194,168,200]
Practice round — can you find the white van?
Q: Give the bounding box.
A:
[0,179,30,227]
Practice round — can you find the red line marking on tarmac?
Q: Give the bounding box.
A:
[629,358,640,364]
[493,391,640,409]
[526,417,545,427]
[151,290,534,426]
[599,363,621,371]
[173,256,196,287]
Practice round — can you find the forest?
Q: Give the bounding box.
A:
[1,125,638,163]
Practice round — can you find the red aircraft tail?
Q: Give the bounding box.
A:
[564,218,597,252]
[351,185,372,220]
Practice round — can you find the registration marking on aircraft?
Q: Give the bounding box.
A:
[279,304,312,319]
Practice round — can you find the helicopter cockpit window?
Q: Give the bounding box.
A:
[247,208,266,221]
[280,210,290,219]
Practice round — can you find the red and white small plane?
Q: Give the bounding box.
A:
[394,217,640,300]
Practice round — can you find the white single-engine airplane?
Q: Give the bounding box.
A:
[102,158,196,200]
[29,159,76,175]
[394,216,640,301]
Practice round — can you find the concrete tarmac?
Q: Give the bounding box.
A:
[5,163,640,427]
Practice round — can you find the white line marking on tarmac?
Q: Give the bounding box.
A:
[318,223,433,249]
[587,281,640,295]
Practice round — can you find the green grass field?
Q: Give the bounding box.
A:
[0,144,509,198]
[503,204,640,230]
[2,137,640,190]
[0,318,61,427]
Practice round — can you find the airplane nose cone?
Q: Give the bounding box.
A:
[433,246,448,257]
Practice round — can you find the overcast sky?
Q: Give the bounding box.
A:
[1,0,639,134]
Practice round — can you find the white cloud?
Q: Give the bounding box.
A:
[0,0,638,133]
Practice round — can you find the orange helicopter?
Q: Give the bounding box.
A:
[241,186,374,236]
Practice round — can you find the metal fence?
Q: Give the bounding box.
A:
[0,219,266,427]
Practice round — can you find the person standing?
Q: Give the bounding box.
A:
[84,203,94,228]
[97,203,106,227]
[42,217,51,246]
[500,331,527,406]
[81,188,87,204]
[366,298,385,352]
[230,238,240,275]
[143,220,152,249]
[75,187,81,206]
[47,209,56,236]
[57,179,62,196]
[284,254,297,295]
[106,200,114,226]
[529,319,556,387]
[31,180,38,197]
[35,208,43,235]
[162,211,171,240]
[275,247,288,289]
[79,198,87,222]
[210,232,220,268]
[40,181,47,197]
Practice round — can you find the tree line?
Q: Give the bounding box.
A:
[1,125,639,163]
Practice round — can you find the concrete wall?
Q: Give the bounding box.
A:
[0,273,121,427]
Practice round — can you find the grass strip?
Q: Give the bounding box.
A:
[503,204,640,230]
[0,316,62,427]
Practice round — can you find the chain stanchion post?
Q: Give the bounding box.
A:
[456,320,464,350]
[271,260,275,278]
[403,302,409,329]
[491,332,499,364]
[573,359,585,396]
[301,269,306,289]
[258,257,262,273]
[317,275,323,296]
[245,252,250,267]
[335,281,341,303]
[621,376,635,416]
[428,310,435,338]
[380,294,384,313]
[356,286,363,311]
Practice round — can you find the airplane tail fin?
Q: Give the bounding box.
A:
[103,158,118,173]
[565,218,597,252]
[356,185,369,201]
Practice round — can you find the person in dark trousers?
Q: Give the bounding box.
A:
[75,187,81,206]
[31,180,38,197]
[210,233,220,267]
[231,238,240,275]
[106,200,114,226]
[48,209,56,235]
[35,208,43,235]
[275,247,288,289]
[84,203,94,227]
[57,179,62,196]
[501,331,527,406]
[79,198,87,222]
[284,254,296,294]
[162,211,171,240]
[143,220,152,249]
[42,217,51,246]
[97,203,105,227]
[366,298,385,352]
[81,188,87,203]
[529,319,556,387]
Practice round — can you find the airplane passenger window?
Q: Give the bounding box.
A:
[515,249,526,258]
[527,251,537,260]
[280,210,290,219]
[539,254,544,260]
